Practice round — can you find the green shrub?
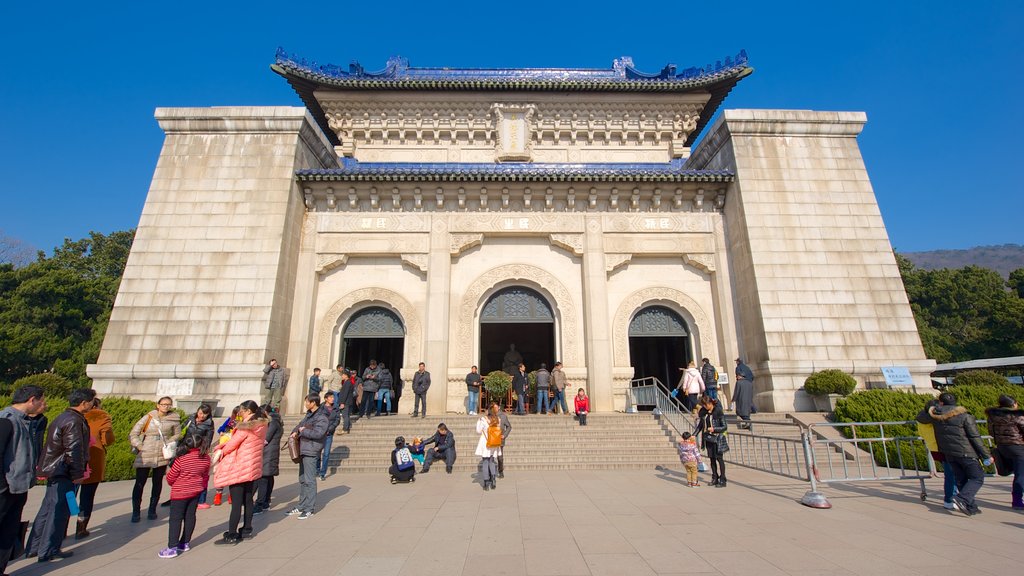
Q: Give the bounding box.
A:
[803,369,857,396]
[952,369,1010,388]
[9,373,77,400]
[483,371,511,397]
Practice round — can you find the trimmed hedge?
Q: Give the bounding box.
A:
[953,369,1012,387]
[0,395,183,482]
[5,373,78,399]
[804,369,857,396]
[832,384,1024,470]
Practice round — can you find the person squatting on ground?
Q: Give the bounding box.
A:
[412,362,431,418]
[916,393,992,516]
[212,401,267,544]
[574,389,590,426]
[476,406,503,490]
[254,404,283,514]
[129,396,181,522]
[27,388,94,563]
[261,359,287,411]
[389,436,416,483]
[695,395,729,487]
[159,431,211,558]
[421,422,456,473]
[551,362,569,415]
[77,396,114,539]
[288,393,328,520]
[677,431,703,487]
[466,366,482,415]
[317,392,342,480]
[0,385,47,574]
[985,394,1024,509]
[491,402,512,478]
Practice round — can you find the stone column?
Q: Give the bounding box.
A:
[283,212,321,413]
[581,215,614,411]
[424,216,452,414]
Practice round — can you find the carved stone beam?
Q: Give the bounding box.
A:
[413,187,422,210]
[450,233,484,256]
[400,254,428,273]
[348,187,358,210]
[673,187,683,209]
[606,253,632,273]
[631,187,640,211]
[370,187,379,210]
[458,187,466,210]
[435,187,444,210]
[303,188,314,210]
[683,253,716,273]
[652,188,662,210]
[545,187,553,210]
[694,189,704,211]
[479,187,488,211]
[548,233,584,256]
[392,187,401,210]
[316,254,348,275]
[524,187,532,209]
[567,187,576,209]
[326,188,336,210]
[714,189,726,210]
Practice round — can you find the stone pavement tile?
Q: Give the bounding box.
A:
[697,551,789,576]
[584,553,658,576]
[336,554,408,576]
[741,536,841,572]
[569,524,636,555]
[464,553,528,576]
[665,525,734,553]
[423,515,477,540]
[558,505,610,528]
[810,547,928,576]
[629,535,718,573]
[606,513,664,539]
[521,514,569,538]
[437,498,482,517]
[400,539,471,575]
[523,538,589,576]
[383,507,438,528]
[357,526,427,555]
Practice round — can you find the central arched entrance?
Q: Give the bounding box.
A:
[479,286,555,375]
[341,306,405,392]
[628,305,692,391]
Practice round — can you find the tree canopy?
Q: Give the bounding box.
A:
[897,254,1024,363]
[0,230,134,389]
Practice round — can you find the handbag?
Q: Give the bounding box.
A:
[992,449,1011,477]
[716,432,730,454]
[287,434,302,463]
[156,422,177,460]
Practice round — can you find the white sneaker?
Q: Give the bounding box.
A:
[469,411,477,415]
[943,501,955,510]
[285,508,302,516]
[297,511,313,520]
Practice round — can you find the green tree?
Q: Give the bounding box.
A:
[1009,268,1024,299]
[0,230,134,387]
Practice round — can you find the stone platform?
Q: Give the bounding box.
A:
[6,466,1022,575]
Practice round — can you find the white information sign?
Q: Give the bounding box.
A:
[881,366,914,387]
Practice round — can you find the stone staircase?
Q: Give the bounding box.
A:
[278,412,681,474]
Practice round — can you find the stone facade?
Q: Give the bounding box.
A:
[88,54,934,413]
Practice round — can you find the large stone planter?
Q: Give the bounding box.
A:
[811,393,842,412]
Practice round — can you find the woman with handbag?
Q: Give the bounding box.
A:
[212,400,267,545]
[695,395,729,487]
[985,394,1024,509]
[129,396,181,522]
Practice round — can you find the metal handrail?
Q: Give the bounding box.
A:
[628,378,691,438]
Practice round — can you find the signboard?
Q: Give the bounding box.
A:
[881,366,914,387]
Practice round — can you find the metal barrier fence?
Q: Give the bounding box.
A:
[629,378,1002,509]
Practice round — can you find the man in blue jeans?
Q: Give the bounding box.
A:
[316,392,341,480]
[466,366,482,415]
[551,362,569,415]
[916,393,992,516]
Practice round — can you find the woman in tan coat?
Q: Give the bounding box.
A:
[213,400,267,545]
[129,397,181,523]
[76,397,115,538]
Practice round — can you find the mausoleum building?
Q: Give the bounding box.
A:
[87,49,935,413]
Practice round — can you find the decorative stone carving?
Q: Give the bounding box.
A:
[605,254,632,273]
[684,253,716,273]
[492,103,536,162]
[548,234,584,256]
[611,288,715,369]
[400,253,428,273]
[450,233,484,256]
[316,288,423,372]
[455,264,580,368]
[316,254,348,275]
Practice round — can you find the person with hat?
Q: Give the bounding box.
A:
[733,358,755,428]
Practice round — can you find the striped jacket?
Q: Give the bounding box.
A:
[166,449,211,500]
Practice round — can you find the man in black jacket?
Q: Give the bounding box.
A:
[421,423,456,473]
[288,394,328,520]
[27,388,94,562]
[917,392,993,516]
[512,363,528,415]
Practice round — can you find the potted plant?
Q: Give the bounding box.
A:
[803,369,857,412]
[483,371,512,411]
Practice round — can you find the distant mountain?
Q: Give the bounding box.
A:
[901,244,1024,278]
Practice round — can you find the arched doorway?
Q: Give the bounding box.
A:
[628,305,692,390]
[341,306,405,384]
[479,286,556,375]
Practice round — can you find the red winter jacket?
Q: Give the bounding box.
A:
[574,395,590,414]
[167,449,211,500]
[214,418,267,488]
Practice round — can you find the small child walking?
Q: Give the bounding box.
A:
[677,432,703,487]
[161,432,211,558]
[574,388,590,426]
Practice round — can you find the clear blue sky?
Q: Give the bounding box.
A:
[1,0,1020,254]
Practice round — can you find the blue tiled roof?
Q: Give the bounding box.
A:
[273,48,751,91]
[295,159,734,183]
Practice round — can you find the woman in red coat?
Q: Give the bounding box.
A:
[212,400,267,545]
[574,388,590,426]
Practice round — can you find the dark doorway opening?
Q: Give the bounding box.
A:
[628,306,692,404]
[339,306,406,384]
[478,286,556,375]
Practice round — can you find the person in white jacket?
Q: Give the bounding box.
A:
[475,406,503,491]
[675,361,705,412]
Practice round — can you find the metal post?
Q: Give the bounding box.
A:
[800,431,831,509]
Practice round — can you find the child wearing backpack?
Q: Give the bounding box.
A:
[475,405,503,491]
[160,432,211,558]
[677,432,703,487]
[389,436,416,484]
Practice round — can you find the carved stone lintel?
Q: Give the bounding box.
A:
[316,254,348,275]
[303,189,314,210]
[400,253,428,273]
[606,253,632,273]
[492,103,536,162]
[450,233,484,256]
[549,233,584,256]
[684,253,715,273]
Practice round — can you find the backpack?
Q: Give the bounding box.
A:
[486,423,503,449]
[395,447,414,471]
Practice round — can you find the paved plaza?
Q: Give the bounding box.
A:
[7,465,1022,576]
